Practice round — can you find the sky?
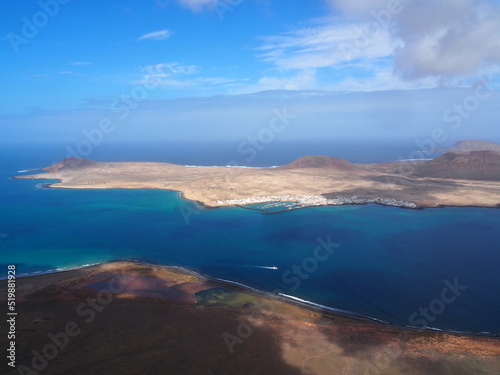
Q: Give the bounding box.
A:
[1,0,500,149]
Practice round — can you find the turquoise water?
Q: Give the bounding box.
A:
[1,144,499,335]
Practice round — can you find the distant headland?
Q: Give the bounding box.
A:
[13,145,500,210]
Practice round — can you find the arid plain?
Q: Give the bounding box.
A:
[15,151,500,209]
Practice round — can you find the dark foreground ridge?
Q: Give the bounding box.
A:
[1,261,499,375]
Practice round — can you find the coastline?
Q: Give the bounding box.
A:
[3,259,498,339]
[27,178,500,211]
[12,155,500,210]
[3,262,499,374]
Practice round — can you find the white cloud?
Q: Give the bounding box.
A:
[323,66,439,92]
[58,71,74,75]
[327,0,395,18]
[137,29,172,41]
[145,77,242,88]
[233,69,318,94]
[328,0,500,80]
[144,63,199,78]
[252,17,402,92]
[248,0,500,92]
[135,62,245,90]
[394,0,500,79]
[173,0,213,11]
[257,20,397,70]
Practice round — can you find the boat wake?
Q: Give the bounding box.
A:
[245,265,279,270]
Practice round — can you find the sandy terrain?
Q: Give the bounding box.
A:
[14,155,500,209]
[1,262,499,375]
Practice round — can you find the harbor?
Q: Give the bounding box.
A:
[218,195,418,213]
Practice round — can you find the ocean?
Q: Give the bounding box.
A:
[0,142,499,336]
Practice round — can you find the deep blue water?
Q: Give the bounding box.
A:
[0,143,499,335]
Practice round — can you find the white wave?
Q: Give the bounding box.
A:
[213,277,267,294]
[395,159,433,162]
[404,324,492,336]
[224,165,265,169]
[55,262,100,272]
[278,293,367,317]
[184,165,221,168]
[17,168,43,173]
[35,183,51,189]
[184,164,276,169]
[0,262,104,281]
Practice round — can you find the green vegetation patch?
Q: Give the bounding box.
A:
[195,288,256,308]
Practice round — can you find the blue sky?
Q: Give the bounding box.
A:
[1,0,500,147]
[1,0,328,110]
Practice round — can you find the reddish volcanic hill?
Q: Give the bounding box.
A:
[279,155,361,171]
[412,151,500,181]
[42,157,97,172]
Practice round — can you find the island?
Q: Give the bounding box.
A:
[5,148,500,374]
[14,150,500,210]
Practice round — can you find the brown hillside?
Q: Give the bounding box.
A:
[279,155,361,171]
[43,157,97,172]
[412,151,500,181]
[451,140,500,152]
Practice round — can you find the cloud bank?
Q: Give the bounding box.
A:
[252,0,500,92]
[3,88,498,146]
[329,0,500,80]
